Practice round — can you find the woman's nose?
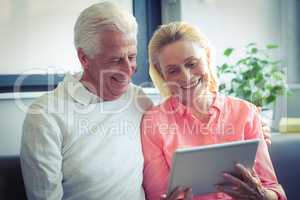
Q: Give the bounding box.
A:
[180,68,192,81]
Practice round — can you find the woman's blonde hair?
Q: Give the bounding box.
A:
[148,21,218,97]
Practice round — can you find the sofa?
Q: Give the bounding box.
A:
[0,134,299,200]
[269,134,300,199]
[0,156,27,200]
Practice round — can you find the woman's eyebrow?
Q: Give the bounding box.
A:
[184,56,197,62]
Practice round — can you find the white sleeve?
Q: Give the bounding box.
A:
[20,105,63,200]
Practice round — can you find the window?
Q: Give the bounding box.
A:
[132,0,161,86]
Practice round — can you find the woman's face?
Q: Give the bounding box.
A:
[158,40,209,105]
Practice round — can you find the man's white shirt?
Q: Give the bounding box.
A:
[20,73,153,200]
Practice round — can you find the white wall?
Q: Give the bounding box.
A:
[281,0,300,84]
[0,0,132,75]
[0,94,37,155]
[163,0,282,66]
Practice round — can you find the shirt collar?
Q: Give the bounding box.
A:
[168,92,225,117]
[63,73,102,106]
[211,92,225,113]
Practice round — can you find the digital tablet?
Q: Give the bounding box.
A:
[167,139,260,196]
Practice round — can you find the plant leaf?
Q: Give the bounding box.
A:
[224,48,234,57]
[266,44,279,49]
[251,48,258,54]
[247,43,256,48]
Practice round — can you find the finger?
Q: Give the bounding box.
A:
[235,164,253,181]
[217,185,250,199]
[262,122,271,134]
[263,126,271,134]
[236,164,259,189]
[160,194,167,200]
[249,168,264,188]
[168,186,186,200]
[217,186,246,199]
[261,117,267,125]
[216,183,239,191]
[263,133,271,145]
[250,168,259,178]
[184,188,193,200]
[263,126,271,135]
[222,172,252,192]
[236,164,262,190]
[257,106,262,113]
[262,122,270,129]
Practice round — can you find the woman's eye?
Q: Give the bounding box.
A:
[186,62,197,68]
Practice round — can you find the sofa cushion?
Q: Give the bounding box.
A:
[269,134,300,200]
[0,156,27,200]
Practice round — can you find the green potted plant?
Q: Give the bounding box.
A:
[217,43,289,126]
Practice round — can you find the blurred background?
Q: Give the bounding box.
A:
[0,0,299,155]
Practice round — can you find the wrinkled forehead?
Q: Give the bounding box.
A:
[98,28,137,54]
[100,25,137,42]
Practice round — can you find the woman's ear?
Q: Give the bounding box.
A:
[77,48,89,70]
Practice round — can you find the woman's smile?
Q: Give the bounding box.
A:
[180,78,201,89]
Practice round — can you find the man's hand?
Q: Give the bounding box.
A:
[160,187,193,200]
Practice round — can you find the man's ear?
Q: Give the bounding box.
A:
[77,48,89,70]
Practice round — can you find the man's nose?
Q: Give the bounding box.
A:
[121,57,133,74]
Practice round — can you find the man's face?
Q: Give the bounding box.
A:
[80,29,137,101]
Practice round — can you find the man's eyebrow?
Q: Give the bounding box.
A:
[110,56,119,59]
[110,56,121,61]
[165,64,178,69]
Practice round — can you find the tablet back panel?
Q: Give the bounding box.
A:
[168,139,260,195]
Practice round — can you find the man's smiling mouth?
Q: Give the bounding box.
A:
[111,76,129,85]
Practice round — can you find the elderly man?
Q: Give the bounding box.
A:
[20,2,152,200]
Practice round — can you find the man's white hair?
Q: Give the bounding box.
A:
[74,1,138,57]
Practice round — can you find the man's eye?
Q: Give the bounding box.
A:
[167,68,179,74]
[112,59,121,64]
[129,55,136,61]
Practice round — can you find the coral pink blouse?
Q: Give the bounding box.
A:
[141,94,286,200]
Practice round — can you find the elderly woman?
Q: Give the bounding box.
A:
[141,22,286,200]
